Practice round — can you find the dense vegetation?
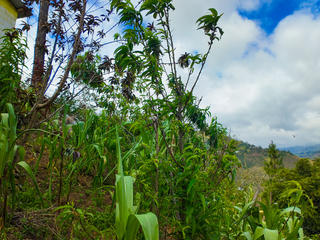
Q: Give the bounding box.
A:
[1,0,319,239]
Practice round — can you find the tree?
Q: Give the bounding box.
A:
[30,0,50,87]
[12,0,85,166]
[264,141,283,177]
[264,140,283,204]
[11,0,119,161]
[106,1,240,238]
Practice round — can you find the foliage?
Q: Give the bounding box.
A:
[0,104,43,230]
[1,103,316,238]
[263,141,284,205]
[107,1,242,237]
[263,157,320,236]
[236,166,268,192]
[237,201,305,240]
[0,29,27,112]
[71,51,106,89]
[55,202,100,239]
[264,141,284,177]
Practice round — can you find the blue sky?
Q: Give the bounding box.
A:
[238,0,319,34]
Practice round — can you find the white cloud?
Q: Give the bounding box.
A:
[237,0,261,11]
[168,0,320,148]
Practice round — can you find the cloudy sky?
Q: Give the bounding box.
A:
[17,0,320,148]
[165,0,320,148]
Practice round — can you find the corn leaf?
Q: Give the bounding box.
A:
[114,126,159,240]
[17,161,44,206]
[263,228,278,240]
[125,213,159,240]
[242,231,252,240]
[253,227,264,240]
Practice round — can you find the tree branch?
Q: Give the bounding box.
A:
[37,0,87,110]
[182,38,213,113]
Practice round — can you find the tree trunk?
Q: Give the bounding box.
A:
[31,0,50,87]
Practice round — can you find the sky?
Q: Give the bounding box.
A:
[16,0,320,148]
[165,0,320,148]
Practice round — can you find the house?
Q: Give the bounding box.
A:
[0,0,25,39]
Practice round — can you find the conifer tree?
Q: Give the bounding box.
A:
[264,141,283,176]
[264,140,283,203]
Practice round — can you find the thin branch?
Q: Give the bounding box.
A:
[43,7,63,91]
[184,68,193,91]
[182,38,214,113]
[159,127,184,170]
[37,0,87,110]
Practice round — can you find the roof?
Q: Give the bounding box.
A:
[9,0,26,18]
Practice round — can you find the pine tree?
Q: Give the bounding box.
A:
[264,140,283,177]
[264,140,283,204]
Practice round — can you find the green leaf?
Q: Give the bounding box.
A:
[238,201,254,221]
[17,145,25,162]
[257,202,272,228]
[253,227,264,240]
[298,228,304,240]
[263,228,278,240]
[17,161,44,206]
[125,213,159,240]
[280,207,301,217]
[198,192,206,212]
[242,232,252,240]
[114,125,159,240]
[286,218,303,240]
[187,179,196,195]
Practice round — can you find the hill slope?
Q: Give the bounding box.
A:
[279,144,320,158]
[236,141,300,169]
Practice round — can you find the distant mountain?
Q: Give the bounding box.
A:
[279,144,320,158]
[235,141,300,169]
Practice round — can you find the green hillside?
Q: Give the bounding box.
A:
[280,144,320,158]
[236,141,300,169]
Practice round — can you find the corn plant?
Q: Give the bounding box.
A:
[115,127,159,240]
[236,202,307,240]
[0,103,43,230]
